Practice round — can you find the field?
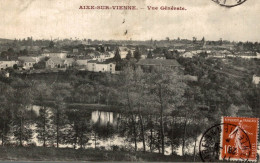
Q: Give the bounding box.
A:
[0,147,196,162]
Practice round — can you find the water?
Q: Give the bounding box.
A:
[28,105,197,155]
[28,105,260,158]
[91,110,119,126]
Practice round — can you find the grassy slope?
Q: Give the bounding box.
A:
[0,147,195,162]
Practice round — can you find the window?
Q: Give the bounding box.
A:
[110,64,112,67]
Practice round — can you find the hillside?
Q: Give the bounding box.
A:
[0,38,13,44]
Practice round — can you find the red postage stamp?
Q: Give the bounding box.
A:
[220,117,259,161]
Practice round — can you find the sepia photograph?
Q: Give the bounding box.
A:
[0,0,259,162]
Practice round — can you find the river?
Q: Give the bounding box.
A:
[29,105,202,156]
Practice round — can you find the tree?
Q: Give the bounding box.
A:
[100,46,105,53]
[133,47,141,61]
[219,38,223,45]
[64,109,91,149]
[49,41,55,48]
[113,48,122,71]
[20,49,29,56]
[201,37,205,43]
[118,66,138,151]
[113,47,122,62]
[192,37,197,43]
[0,82,14,146]
[10,79,34,146]
[51,83,72,148]
[7,48,15,55]
[147,50,153,59]
[180,86,208,158]
[33,60,46,69]
[147,67,186,155]
[126,50,132,60]
[13,64,18,69]
[35,107,54,147]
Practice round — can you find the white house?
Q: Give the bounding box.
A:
[176,49,186,53]
[64,58,74,68]
[89,52,114,62]
[0,60,18,70]
[46,57,64,68]
[118,46,132,59]
[181,52,195,58]
[252,75,260,85]
[18,57,37,69]
[211,53,225,58]
[87,60,116,74]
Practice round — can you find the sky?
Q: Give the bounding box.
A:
[0,0,259,42]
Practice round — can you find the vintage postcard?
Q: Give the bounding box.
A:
[0,0,259,162]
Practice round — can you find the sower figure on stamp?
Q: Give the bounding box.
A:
[226,120,252,157]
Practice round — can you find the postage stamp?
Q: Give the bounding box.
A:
[199,117,259,162]
[220,117,259,161]
[212,0,247,8]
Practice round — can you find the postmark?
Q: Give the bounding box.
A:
[212,0,247,8]
[199,117,258,162]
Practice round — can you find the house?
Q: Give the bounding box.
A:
[176,49,186,53]
[76,60,88,68]
[46,57,64,68]
[153,53,166,59]
[87,60,116,74]
[252,75,260,85]
[211,53,225,58]
[0,60,18,70]
[18,57,37,69]
[89,51,101,60]
[141,54,147,59]
[76,55,93,67]
[181,52,195,58]
[118,46,132,58]
[137,59,181,72]
[147,48,154,52]
[89,51,114,62]
[238,52,258,59]
[257,52,260,59]
[64,58,74,68]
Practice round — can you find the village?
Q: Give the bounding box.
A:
[0,37,259,85]
[0,38,257,91]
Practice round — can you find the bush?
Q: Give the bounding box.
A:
[111,145,119,151]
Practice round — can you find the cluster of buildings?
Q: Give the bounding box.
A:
[0,60,18,70]
[180,50,260,59]
[0,51,117,74]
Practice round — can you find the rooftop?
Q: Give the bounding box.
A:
[18,56,36,62]
[48,57,64,64]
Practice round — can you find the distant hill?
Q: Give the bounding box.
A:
[0,38,13,44]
